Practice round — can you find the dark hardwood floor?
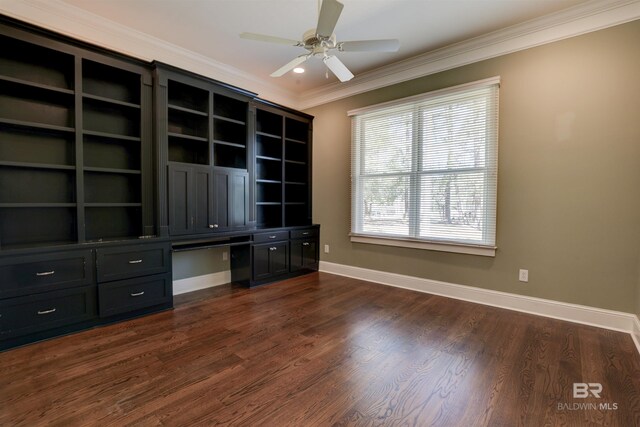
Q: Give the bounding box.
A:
[1,272,639,426]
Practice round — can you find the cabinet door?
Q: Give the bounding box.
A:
[228,169,249,229]
[270,242,289,276]
[252,244,272,281]
[212,168,249,231]
[252,242,288,281]
[193,167,214,233]
[290,238,318,272]
[168,164,192,235]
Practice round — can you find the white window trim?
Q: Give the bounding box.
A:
[350,234,497,257]
[349,77,500,257]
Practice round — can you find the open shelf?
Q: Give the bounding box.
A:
[168,135,208,164]
[83,98,140,138]
[84,167,141,175]
[0,35,74,91]
[257,204,282,229]
[83,133,140,171]
[257,181,282,204]
[85,206,142,241]
[214,144,246,169]
[82,59,141,105]
[0,75,73,96]
[84,171,141,204]
[285,204,310,227]
[0,126,74,167]
[256,157,282,182]
[285,161,308,184]
[82,93,140,109]
[0,207,77,249]
[0,167,75,204]
[169,104,208,117]
[168,108,207,139]
[168,80,208,113]
[285,140,308,163]
[256,110,282,137]
[213,118,246,146]
[0,80,74,128]
[256,133,282,159]
[213,94,246,123]
[285,117,309,143]
[285,182,309,204]
[0,161,74,171]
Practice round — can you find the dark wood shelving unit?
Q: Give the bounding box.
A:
[254,106,312,228]
[156,63,255,237]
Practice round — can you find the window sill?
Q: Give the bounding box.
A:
[349,234,496,257]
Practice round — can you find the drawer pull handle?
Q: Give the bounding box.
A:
[303,242,310,246]
[302,232,310,235]
[269,247,277,251]
[209,224,219,229]
[37,308,57,315]
[36,270,55,277]
[269,235,277,239]
[128,259,143,264]
[130,291,145,297]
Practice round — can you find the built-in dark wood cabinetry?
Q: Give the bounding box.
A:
[0,18,171,351]
[255,103,313,228]
[0,17,319,350]
[154,63,256,239]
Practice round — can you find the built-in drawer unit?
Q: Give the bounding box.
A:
[253,230,289,244]
[290,227,318,239]
[0,250,93,299]
[96,243,171,283]
[0,286,97,339]
[98,273,172,318]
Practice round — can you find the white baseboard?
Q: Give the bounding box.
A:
[320,261,640,355]
[633,316,640,355]
[172,270,231,295]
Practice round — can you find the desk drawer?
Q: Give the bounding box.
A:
[98,273,172,317]
[0,250,93,299]
[290,228,318,239]
[253,231,289,244]
[96,243,170,283]
[0,286,96,339]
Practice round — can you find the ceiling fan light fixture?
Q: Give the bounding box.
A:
[293,67,305,74]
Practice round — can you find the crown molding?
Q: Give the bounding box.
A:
[1,0,638,110]
[0,0,299,107]
[297,0,640,110]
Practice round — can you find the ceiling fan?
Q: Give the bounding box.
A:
[240,0,400,82]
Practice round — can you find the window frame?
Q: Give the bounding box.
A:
[348,77,500,257]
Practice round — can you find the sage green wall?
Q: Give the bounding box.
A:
[172,247,229,281]
[306,20,640,313]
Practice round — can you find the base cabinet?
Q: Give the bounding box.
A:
[231,225,319,287]
[252,241,289,281]
[0,239,172,351]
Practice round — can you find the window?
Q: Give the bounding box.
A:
[349,78,499,256]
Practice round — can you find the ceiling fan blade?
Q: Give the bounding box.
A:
[240,32,301,46]
[323,55,354,82]
[270,55,310,77]
[338,39,400,52]
[316,0,344,38]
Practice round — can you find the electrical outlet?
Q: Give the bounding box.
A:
[519,269,529,282]
[222,251,228,261]
[324,244,330,254]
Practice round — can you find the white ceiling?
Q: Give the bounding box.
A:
[59,0,586,93]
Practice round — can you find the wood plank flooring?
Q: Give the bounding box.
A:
[1,272,639,426]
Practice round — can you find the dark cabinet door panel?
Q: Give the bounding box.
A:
[194,167,213,232]
[212,169,229,230]
[168,165,192,235]
[252,244,272,281]
[229,170,249,229]
[270,242,289,276]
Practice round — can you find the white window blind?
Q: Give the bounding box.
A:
[349,78,499,251]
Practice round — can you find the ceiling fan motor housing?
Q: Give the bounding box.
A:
[303,28,336,52]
